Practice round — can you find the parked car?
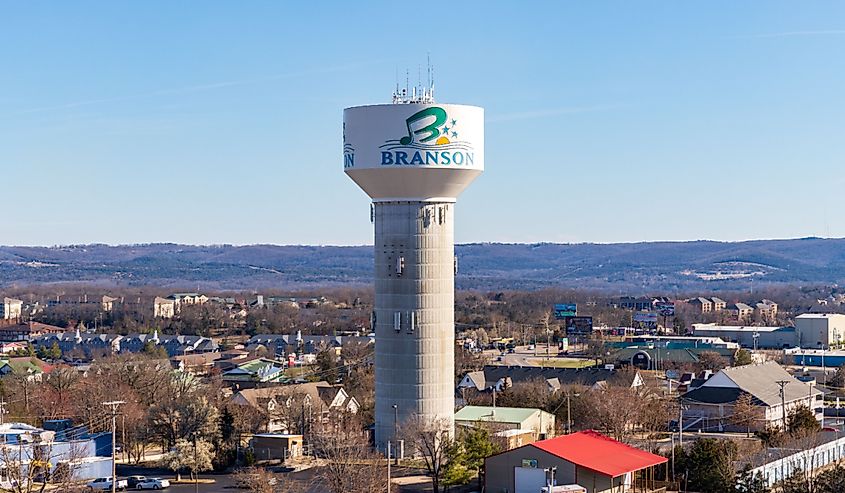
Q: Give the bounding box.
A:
[86,477,128,491]
[136,477,170,490]
[126,476,148,489]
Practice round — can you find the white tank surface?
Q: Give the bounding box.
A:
[343,94,484,450]
[344,103,484,202]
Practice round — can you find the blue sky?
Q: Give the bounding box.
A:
[2,2,844,246]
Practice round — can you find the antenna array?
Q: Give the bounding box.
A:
[392,57,435,104]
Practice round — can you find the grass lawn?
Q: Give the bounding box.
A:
[528,358,595,368]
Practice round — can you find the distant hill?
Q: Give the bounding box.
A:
[1,238,844,292]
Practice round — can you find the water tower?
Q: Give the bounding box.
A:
[343,80,484,449]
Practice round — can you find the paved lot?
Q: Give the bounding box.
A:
[115,464,318,492]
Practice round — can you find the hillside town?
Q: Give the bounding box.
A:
[1,289,844,492]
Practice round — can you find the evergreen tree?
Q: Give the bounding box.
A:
[735,464,769,493]
[734,349,754,366]
[787,405,820,437]
[48,341,62,360]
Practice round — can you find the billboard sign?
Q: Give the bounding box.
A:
[655,301,675,317]
[632,312,659,330]
[554,303,577,320]
[565,316,593,334]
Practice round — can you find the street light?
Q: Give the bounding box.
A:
[392,404,398,439]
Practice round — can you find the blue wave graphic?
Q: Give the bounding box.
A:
[379,139,474,152]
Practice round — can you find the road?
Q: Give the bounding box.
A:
[116,464,318,492]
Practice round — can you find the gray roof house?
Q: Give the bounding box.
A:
[457,366,644,394]
[681,361,822,432]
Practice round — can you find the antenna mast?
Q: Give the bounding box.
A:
[392,58,435,104]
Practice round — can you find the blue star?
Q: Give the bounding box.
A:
[451,119,457,126]
[443,126,450,134]
[451,131,458,138]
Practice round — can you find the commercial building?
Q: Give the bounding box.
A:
[787,348,845,368]
[691,323,798,349]
[250,434,303,461]
[455,406,555,440]
[484,430,667,493]
[458,366,643,394]
[794,313,845,348]
[0,421,113,485]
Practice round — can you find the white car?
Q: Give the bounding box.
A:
[136,478,170,490]
[86,477,128,491]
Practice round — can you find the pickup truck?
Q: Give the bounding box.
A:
[86,476,128,491]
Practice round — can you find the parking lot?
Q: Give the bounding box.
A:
[114,464,317,492]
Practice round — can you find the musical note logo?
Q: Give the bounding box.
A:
[399,107,448,145]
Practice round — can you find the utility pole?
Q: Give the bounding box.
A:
[387,441,392,493]
[678,405,684,447]
[776,380,789,431]
[0,399,6,426]
[103,400,125,493]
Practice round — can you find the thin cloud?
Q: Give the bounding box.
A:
[13,62,376,116]
[729,29,845,39]
[488,103,629,123]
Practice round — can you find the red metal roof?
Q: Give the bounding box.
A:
[531,430,667,478]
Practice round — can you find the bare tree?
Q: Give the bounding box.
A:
[731,393,758,438]
[402,415,454,493]
[232,466,304,493]
[0,438,88,493]
[311,418,385,493]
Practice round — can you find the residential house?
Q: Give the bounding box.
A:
[32,330,217,360]
[688,297,713,313]
[231,381,360,433]
[158,334,218,357]
[153,297,176,319]
[455,405,555,440]
[710,297,727,312]
[3,298,22,322]
[0,322,64,342]
[245,333,374,359]
[32,331,121,359]
[0,357,52,382]
[170,352,221,375]
[169,293,209,306]
[725,302,754,321]
[100,296,118,312]
[484,430,668,493]
[681,361,822,432]
[755,300,778,321]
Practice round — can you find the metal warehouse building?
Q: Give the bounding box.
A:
[691,323,798,349]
